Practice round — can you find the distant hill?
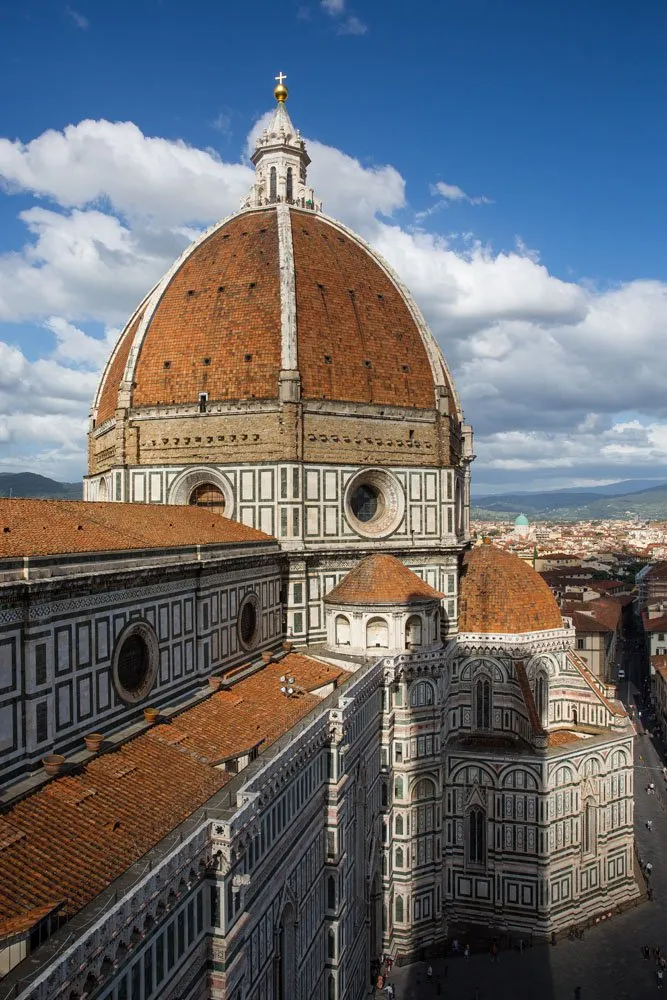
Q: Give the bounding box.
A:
[0,473,82,500]
[472,481,667,522]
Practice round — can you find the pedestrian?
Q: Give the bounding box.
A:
[647,819,654,831]
[651,782,656,793]
[464,943,470,960]
[427,965,433,982]
[452,938,460,955]
[490,941,499,963]
[658,968,664,990]
[646,862,653,876]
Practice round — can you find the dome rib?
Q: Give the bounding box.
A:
[458,541,563,634]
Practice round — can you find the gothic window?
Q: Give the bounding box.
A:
[405,615,423,647]
[335,615,350,645]
[327,928,336,959]
[395,896,404,922]
[475,677,491,729]
[327,875,336,910]
[468,808,485,865]
[535,673,547,725]
[381,782,388,807]
[270,167,277,202]
[394,777,404,800]
[395,814,403,836]
[395,847,403,868]
[582,799,596,854]
[286,167,294,202]
[410,680,434,707]
[412,778,435,802]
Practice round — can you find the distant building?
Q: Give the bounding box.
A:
[514,512,530,539]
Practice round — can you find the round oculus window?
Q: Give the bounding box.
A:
[111,622,159,704]
[344,469,405,539]
[238,593,260,650]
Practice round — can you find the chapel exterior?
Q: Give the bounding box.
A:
[0,79,639,1000]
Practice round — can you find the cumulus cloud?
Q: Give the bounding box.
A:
[1,112,667,490]
[0,119,252,226]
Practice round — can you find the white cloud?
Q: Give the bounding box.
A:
[65,6,89,29]
[0,119,252,226]
[338,15,367,34]
[319,0,367,33]
[416,180,492,219]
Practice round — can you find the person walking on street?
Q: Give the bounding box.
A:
[464,943,470,960]
[427,965,433,982]
[647,819,654,831]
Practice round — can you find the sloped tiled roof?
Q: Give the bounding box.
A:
[0,654,341,936]
[324,554,444,606]
[0,499,274,559]
[459,541,563,634]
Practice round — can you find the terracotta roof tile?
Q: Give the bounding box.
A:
[324,554,444,606]
[0,499,274,559]
[459,541,563,634]
[0,653,341,935]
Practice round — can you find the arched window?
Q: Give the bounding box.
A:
[535,674,547,725]
[335,615,350,646]
[381,782,388,807]
[327,875,336,910]
[189,482,226,515]
[410,680,434,708]
[395,814,404,836]
[270,166,277,202]
[395,847,403,868]
[475,677,491,729]
[395,896,404,922]
[582,799,596,854]
[286,167,294,202]
[366,617,389,649]
[412,778,435,802]
[327,928,336,959]
[98,478,108,501]
[394,776,404,800]
[405,615,423,647]
[327,973,336,1000]
[468,808,485,865]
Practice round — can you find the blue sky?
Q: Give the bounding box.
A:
[1,0,667,493]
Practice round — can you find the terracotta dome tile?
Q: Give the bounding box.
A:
[325,554,444,606]
[459,541,563,634]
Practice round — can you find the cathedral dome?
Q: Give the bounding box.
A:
[458,540,563,634]
[92,84,460,432]
[94,205,457,424]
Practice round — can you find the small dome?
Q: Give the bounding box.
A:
[514,513,529,526]
[325,554,444,606]
[459,541,562,634]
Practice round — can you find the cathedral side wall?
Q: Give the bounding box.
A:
[0,553,284,787]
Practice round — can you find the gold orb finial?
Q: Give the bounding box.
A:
[274,71,288,103]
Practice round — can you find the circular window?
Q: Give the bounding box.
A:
[344,469,405,539]
[349,483,385,523]
[238,593,260,651]
[111,622,158,704]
